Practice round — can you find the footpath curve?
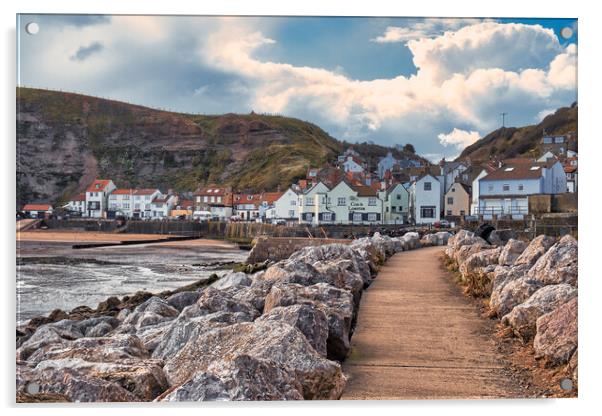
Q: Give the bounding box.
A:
[342,246,520,399]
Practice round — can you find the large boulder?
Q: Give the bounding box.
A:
[263,283,354,361]
[257,305,329,357]
[17,363,139,402]
[534,297,578,367]
[180,287,260,320]
[528,235,578,287]
[121,297,179,330]
[498,239,527,266]
[459,247,502,278]
[421,233,439,247]
[454,240,491,265]
[166,291,201,312]
[502,284,577,340]
[163,321,346,400]
[211,272,253,290]
[435,231,452,246]
[152,311,252,359]
[17,320,85,361]
[490,274,542,317]
[513,235,556,267]
[158,355,304,401]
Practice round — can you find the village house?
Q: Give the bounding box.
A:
[564,158,578,193]
[64,194,86,214]
[325,180,382,225]
[233,193,262,221]
[169,198,194,219]
[193,187,234,219]
[132,189,162,218]
[269,187,300,223]
[408,174,441,225]
[540,133,576,156]
[444,182,471,218]
[85,179,117,218]
[108,189,135,217]
[439,160,468,193]
[150,194,178,218]
[470,167,495,215]
[298,182,331,224]
[22,203,53,218]
[340,155,365,173]
[476,158,567,219]
[377,152,421,179]
[258,191,284,220]
[378,182,410,224]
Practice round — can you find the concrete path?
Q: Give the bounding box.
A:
[342,246,517,400]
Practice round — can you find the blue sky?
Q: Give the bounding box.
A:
[17,15,577,161]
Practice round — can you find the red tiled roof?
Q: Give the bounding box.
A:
[70,193,86,201]
[111,189,134,195]
[483,165,544,181]
[23,204,52,211]
[193,187,229,196]
[179,199,194,209]
[134,189,159,195]
[86,179,112,192]
[564,165,577,173]
[261,192,284,205]
[351,184,377,197]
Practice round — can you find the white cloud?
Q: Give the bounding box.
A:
[371,18,489,43]
[200,20,577,154]
[437,128,481,148]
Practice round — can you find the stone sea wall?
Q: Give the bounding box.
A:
[444,230,578,385]
[16,231,449,402]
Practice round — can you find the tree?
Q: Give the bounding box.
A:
[403,143,415,154]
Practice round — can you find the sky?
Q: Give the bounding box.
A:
[17,15,577,162]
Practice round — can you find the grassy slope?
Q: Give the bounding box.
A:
[457,104,578,162]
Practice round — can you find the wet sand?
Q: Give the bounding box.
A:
[17,230,177,244]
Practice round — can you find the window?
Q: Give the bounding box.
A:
[447,210,452,216]
[368,197,377,206]
[451,187,455,192]
[353,213,363,222]
[323,212,332,221]
[386,207,390,212]
[460,210,465,216]
[124,203,130,209]
[337,197,346,206]
[367,213,377,221]
[503,184,510,192]
[203,196,208,202]
[288,210,295,218]
[424,182,432,191]
[488,184,494,192]
[306,197,314,206]
[396,194,401,200]
[217,196,222,203]
[518,184,524,191]
[447,197,454,205]
[210,196,215,203]
[420,206,435,218]
[124,194,130,200]
[290,200,296,206]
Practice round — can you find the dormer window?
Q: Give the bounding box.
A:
[504,167,514,172]
[530,166,541,171]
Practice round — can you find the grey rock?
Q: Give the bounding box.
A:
[528,235,578,287]
[513,235,556,267]
[534,297,577,366]
[166,291,201,312]
[498,239,527,266]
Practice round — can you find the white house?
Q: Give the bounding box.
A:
[108,189,135,217]
[150,195,178,218]
[132,189,162,218]
[378,183,409,224]
[477,159,567,218]
[272,188,300,222]
[470,169,490,215]
[409,174,441,225]
[325,180,382,225]
[341,155,365,173]
[64,193,86,214]
[86,179,117,218]
[440,161,468,193]
[298,182,331,224]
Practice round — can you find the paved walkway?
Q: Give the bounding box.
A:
[342,246,516,400]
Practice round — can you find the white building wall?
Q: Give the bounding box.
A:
[273,188,299,219]
[413,175,441,224]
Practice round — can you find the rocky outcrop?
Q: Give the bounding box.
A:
[501,284,577,340]
[445,230,578,375]
[162,321,345,400]
[534,297,577,366]
[513,235,556,267]
[528,235,578,287]
[17,232,408,402]
[498,239,527,266]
